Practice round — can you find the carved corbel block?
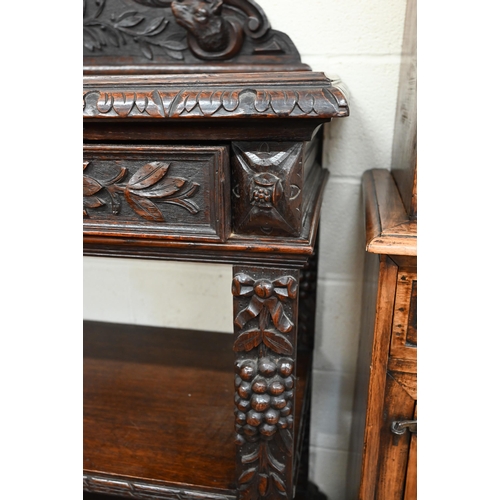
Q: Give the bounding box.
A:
[231,142,303,236]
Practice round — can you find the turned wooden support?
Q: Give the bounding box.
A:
[232,266,300,500]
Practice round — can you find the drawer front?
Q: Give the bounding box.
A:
[83,145,230,242]
[390,269,417,362]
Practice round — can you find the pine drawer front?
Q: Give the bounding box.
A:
[390,269,417,362]
[83,145,230,242]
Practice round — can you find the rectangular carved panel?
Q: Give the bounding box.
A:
[231,142,304,237]
[83,144,230,242]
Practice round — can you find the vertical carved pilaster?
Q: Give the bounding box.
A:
[232,266,300,499]
[231,142,304,236]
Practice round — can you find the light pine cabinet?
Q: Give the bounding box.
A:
[347,0,417,496]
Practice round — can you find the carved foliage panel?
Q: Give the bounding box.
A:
[231,142,303,237]
[83,144,230,241]
[232,266,299,499]
[83,0,301,65]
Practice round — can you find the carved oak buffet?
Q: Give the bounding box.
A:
[83,1,349,499]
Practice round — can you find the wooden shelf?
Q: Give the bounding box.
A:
[84,321,310,500]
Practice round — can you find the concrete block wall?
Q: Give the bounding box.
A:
[83,1,408,498]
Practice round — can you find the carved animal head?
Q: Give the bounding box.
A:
[171,0,245,58]
[171,0,224,33]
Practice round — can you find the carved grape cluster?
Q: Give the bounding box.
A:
[234,356,294,445]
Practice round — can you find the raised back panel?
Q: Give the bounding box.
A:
[83,0,309,74]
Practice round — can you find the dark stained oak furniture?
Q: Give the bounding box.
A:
[83,1,349,499]
[347,0,416,497]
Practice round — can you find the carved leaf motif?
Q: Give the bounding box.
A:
[270,473,287,494]
[132,177,185,198]
[109,92,136,117]
[97,93,114,113]
[242,447,260,464]
[116,15,144,28]
[128,162,170,189]
[234,329,262,352]
[117,10,139,22]
[267,450,285,473]
[135,94,149,113]
[157,38,187,51]
[296,91,315,114]
[124,190,165,222]
[158,45,185,60]
[167,196,200,214]
[198,90,223,115]
[185,93,199,113]
[102,167,128,186]
[278,428,293,454]
[105,28,121,47]
[138,16,165,35]
[258,474,269,496]
[222,90,240,112]
[139,40,154,59]
[83,176,102,196]
[269,90,298,114]
[238,467,257,484]
[262,330,293,355]
[132,0,171,6]
[254,90,270,112]
[83,196,106,209]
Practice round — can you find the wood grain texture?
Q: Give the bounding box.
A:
[375,374,416,500]
[357,256,399,500]
[83,118,327,142]
[390,0,417,218]
[390,270,417,360]
[348,251,417,499]
[83,321,310,499]
[363,169,416,256]
[84,322,236,494]
[403,406,417,500]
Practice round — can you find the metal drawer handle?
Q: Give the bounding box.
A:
[391,419,417,435]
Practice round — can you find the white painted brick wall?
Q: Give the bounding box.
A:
[83,1,408,498]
